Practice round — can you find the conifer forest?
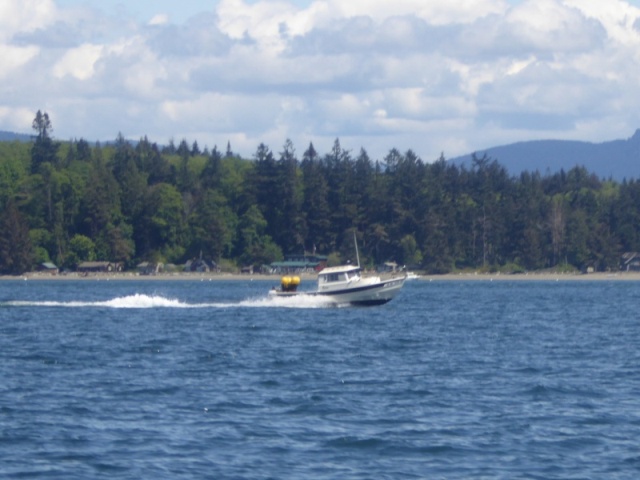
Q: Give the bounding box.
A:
[1,111,639,275]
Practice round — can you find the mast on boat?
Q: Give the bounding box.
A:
[353,231,361,268]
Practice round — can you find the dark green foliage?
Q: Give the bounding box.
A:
[273,139,304,253]
[201,147,222,190]
[136,137,174,185]
[30,110,60,174]
[236,204,282,266]
[188,189,236,261]
[0,199,34,274]
[301,142,332,254]
[4,110,640,273]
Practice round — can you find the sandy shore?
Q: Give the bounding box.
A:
[418,271,640,281]
[3,271,640,282]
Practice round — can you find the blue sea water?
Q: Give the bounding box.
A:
[1,278,640,479]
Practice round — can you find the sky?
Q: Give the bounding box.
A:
[2,0,640,162]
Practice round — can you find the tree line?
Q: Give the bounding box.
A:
[1,110,639,275]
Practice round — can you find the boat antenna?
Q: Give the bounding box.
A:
[353,231,360,268]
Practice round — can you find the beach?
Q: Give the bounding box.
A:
[4,271,640,282]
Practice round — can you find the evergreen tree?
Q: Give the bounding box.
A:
[30,110,60,174]
[419,157,458,272]
[81,146,121,239]
[191,140,201,156]
[136,183,186,261]
[137,136,173,185]
[246,143,279,230]
[385,149,424,260]
[188,189,236,261]
[163,138,177,155]
[0,200,34,274]
[323,138,354,251]
[236,204,282,267]
[7,113,640,274]
[75,138,92,163]
[612,180,640,252]
[201,146,222,190]
[111,133,135,183]
[274,139,304,253]
[177,140,195,192]
[301,142,332,253]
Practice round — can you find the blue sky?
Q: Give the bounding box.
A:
[52,0,640,25]
[3,0,640,161]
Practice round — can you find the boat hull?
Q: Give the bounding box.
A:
[269,276,405,306]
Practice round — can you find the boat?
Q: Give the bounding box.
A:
[269,266,406,306]
[406,271,421,280]
[268,236,406,306]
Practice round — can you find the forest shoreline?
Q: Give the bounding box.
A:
[3,271,640,282]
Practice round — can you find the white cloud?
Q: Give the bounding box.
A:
[0,44,40,80]
[504,0,606,51]
[0,0,56,40]
[217,0,298,53]
[330,0,509,25]
[149,14,169,26]
[1,0,640,162]
[0,106,37,133]
[53,43,103,80]
[565,0,640,45]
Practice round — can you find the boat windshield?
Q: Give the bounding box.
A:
[345,271,360,281]
[319,269,360,284]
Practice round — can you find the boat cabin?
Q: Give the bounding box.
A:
[318,265,361,290]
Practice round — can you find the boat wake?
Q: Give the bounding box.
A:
[243,294,340,309]
[2,293,338,309]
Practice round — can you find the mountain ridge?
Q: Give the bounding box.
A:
[0,130,31,142]
[449,129,640,181]
[3,128,640,180]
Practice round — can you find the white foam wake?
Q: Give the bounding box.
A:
[3,293,338,309]
[5,294,195,309]
[239,294,338,309]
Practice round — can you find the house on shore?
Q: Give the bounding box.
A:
[621,252,640,272]
[38,262,59,275]
[270,253,328,274]
[77,261,123,273]
[377,261,400,273]
[136,262,163,275]
[185,258,219,273]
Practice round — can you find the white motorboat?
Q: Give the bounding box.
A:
[269,266,406,306]
[269,236,406,306]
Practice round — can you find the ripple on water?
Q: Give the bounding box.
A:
[1,280,640,478]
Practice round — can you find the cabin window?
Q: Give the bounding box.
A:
[320,273,343,283]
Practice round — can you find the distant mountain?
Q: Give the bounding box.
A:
[0,130,31,142]
[449,129,640,181]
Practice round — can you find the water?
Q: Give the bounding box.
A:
[1,278,639,479]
